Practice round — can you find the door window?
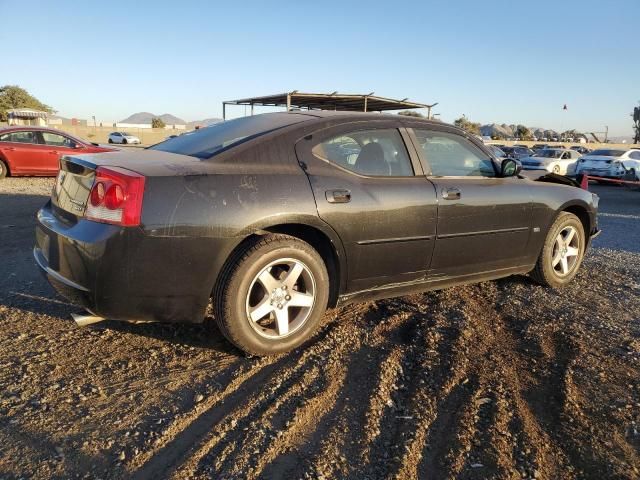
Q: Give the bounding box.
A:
[41,132,76,148]
[629,151,640,160]
[312,129,414,177]
[413,130,495,177]
[0,131,38,144]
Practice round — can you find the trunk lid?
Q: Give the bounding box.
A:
[52,149,202,220]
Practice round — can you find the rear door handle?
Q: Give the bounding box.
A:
[3,147,15,151]
[48,150,59,154]
[325,189,351,203]
[442,187,461,200]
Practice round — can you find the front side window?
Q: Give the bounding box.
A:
[311,129,413,177]
[41,132,75,147]
[413,129,495,177]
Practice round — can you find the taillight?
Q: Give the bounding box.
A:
[85,167,145,226]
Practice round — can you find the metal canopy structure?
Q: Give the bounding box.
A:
[222,91,437,120]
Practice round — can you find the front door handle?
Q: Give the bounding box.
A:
[48,150,59,154]
[3,147,15,151]
[325,189,351,203]
[442,187,461,200]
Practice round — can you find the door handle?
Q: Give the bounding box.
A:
[48,150,59,154]
[442,187,461,200]
[4,147,15,151]
[325,189,351,203]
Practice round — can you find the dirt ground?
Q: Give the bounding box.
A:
[0,178,638,479]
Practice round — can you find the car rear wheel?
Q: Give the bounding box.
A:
[552,165,560,174]
[530,212,585,288]
[122,138,128,145]
[108,138,113,144]
[214,234,329,356]
[0,159,7,179]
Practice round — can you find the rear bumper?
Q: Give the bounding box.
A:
[34,201,212,323]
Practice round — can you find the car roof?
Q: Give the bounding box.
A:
[0,125,85,141]
[0,125,73,134]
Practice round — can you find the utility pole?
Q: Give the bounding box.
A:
[633,103,640,144]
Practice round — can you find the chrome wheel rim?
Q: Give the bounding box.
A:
[245,258,316,339]
[551,226,580,276]
[553,165,560,174]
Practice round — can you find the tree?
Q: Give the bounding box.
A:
[0,85,54,122]
[453,117,481,135]
[398,110,424,118]
[515,125,533,141]
[151,117,166,128]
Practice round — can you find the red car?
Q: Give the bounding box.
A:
[0,126,115,178]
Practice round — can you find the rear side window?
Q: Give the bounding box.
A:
[414,130,495,177]
[0,131,37,144]
[312,129,413,177]
[629,151,640,160]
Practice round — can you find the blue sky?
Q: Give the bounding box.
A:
[2,0,638,136]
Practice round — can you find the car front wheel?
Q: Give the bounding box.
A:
[214,234,329,356]
[530,212,585,288]
[0,159,7,179]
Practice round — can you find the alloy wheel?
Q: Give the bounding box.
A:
[551,226,580,276]
[245,258,316,338]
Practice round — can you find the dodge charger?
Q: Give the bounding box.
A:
[34,112,599,355]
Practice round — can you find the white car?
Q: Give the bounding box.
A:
[108,131,141,145]
[520,148,582,175]
[575,148,640,180]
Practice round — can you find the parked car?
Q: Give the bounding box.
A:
[108,132,141,145]
[501,146,534,160]
[520,148,582,175]
[532,143,550,152]
[34,112,599,355]
[570,145,591,155]
[575,149,640,180]
[0,127,114,178]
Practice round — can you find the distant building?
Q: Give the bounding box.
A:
[7,108,48,126]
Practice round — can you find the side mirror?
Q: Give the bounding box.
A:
[501,158,522,177]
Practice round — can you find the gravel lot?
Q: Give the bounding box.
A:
[0,177,638,479]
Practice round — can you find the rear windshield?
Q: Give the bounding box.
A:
[150,113,307,159]
[588,149,625,157]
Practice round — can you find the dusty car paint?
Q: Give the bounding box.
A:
[34,112,599,324]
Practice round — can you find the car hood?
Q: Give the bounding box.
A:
[522,156,554,164]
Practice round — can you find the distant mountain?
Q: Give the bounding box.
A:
[187,117,223,128]
[120,112,186,125]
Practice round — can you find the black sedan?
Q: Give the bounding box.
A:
[34,112,599,355]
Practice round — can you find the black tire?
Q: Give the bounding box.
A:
[530,212,585,288]
[108,138,113,144]
[214,234,329,356]
[122,138,128,145]
[0,159,7,179]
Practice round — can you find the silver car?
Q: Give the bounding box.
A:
[575,148,640,179]
[520,148,582,175]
